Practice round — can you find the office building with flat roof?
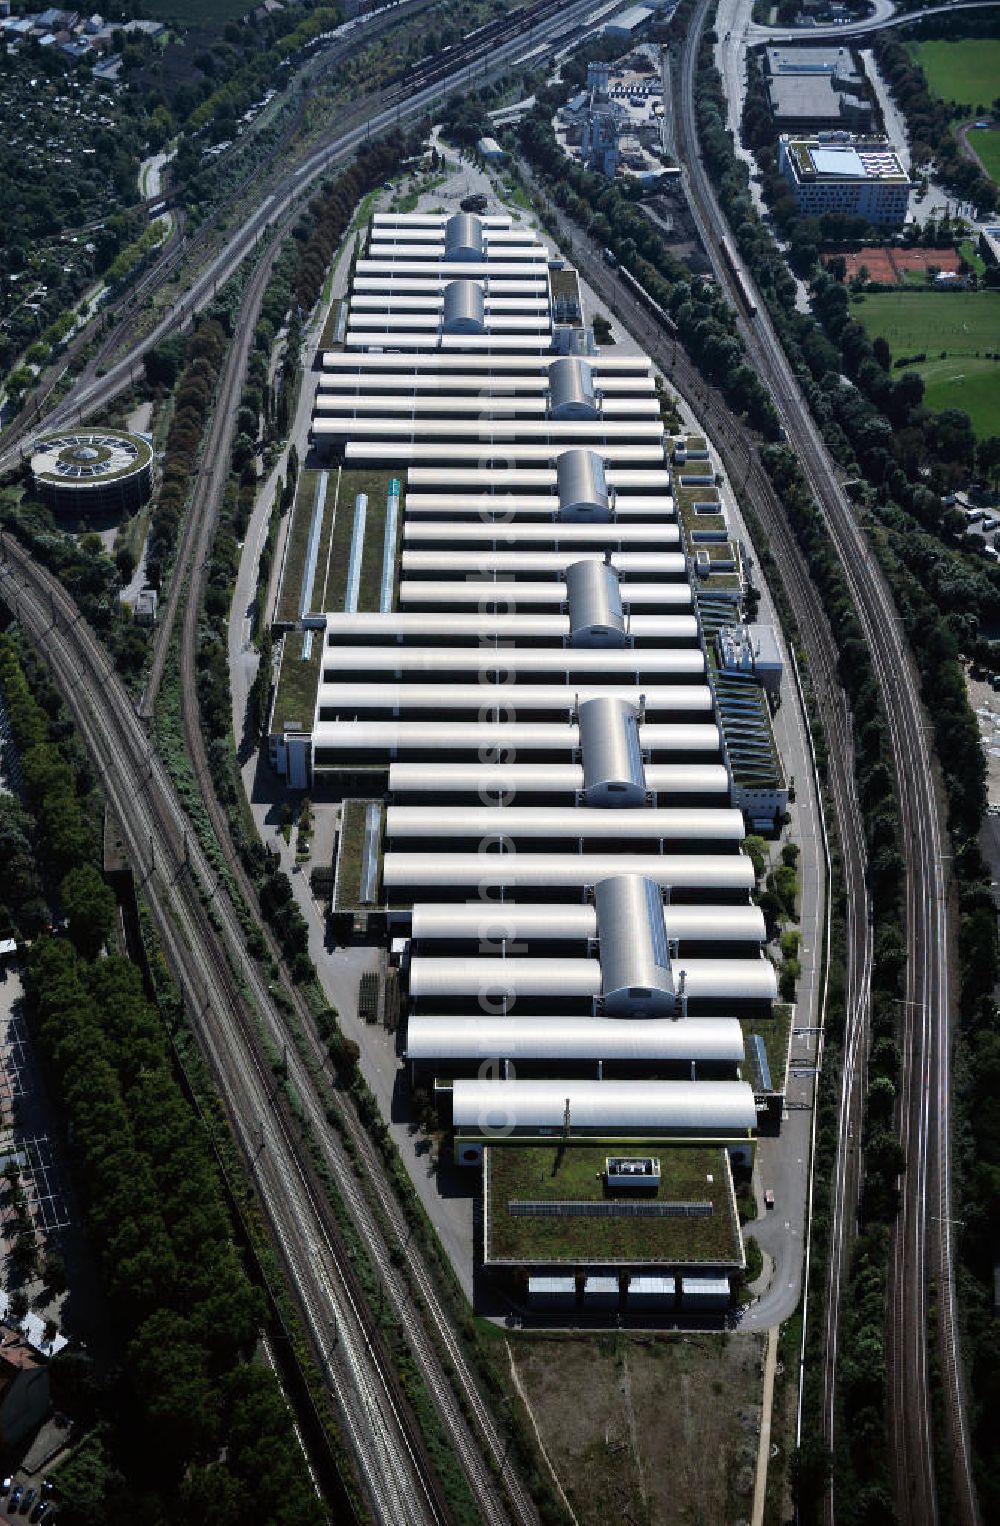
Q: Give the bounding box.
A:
[778,134,912,226]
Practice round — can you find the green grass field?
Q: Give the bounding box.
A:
[851,290,1000,435]
[916,356,1000,439]
[913,38,1000,109]
[851,290,1000,354]
[968,126,1000,188]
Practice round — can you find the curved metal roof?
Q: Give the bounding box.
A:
[442,279,485,334]
[444,212,485,261]
[409,901,765,941]
[566,558,626,646]
[320,683,710,714]
[321,612,697,640]
[556,447,610,520]
[402,521,678,544]
[596,875,674,1016]
[326,645,705,675]
[314,720,721,755]
[382,853,754,891]
[387,762,730,794]
[548,357,599,420]
[405,1015,746,1063]
[408,958,773,1001]
[385,806,745,840]
[401,551,686,575]
[579,696,645,805]
[450,1078,758,1133]
[393,576,693,607]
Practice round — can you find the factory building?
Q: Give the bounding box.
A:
[268,208,788,1250]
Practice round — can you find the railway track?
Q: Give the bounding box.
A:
[0,0,598,467]
[161,185,539,1526]
[0,1,444,461]
[676,4,977,1523]
[0,533,459,1525]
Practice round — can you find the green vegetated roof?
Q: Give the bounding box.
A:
[270,629,322,735]
[31,427,153,486]
[334,798,383,909]
[485,1144,744,1267]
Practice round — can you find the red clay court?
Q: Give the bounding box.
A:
[823,246,964,284]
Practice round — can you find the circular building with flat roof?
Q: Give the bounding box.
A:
[30,428,153,516]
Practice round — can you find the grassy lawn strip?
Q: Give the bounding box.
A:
[919,356,1000,439]
[741,1001,791,1093]
[276,468,321,623]
[486,1145,741,1265]
[850,289,1000,354]
[851,290,1000,437]
[271,630,322,733]
[335,798,381,908]
[330,466,394,612]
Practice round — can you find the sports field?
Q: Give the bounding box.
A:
[913,38,1000,110]
[852,291,1000,436]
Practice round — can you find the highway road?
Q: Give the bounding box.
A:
[677,4,976,1524]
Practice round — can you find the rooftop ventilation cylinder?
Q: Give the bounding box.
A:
[441,279,486,335]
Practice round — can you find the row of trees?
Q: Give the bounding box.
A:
[516,111,780,433]
[146,316,227,588]
[0,633,324,1523]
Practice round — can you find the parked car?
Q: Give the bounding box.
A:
[764,1189,775,1209]
[10,1486,23,1511]
[981,514,999,532]
[20,1489,36,1515]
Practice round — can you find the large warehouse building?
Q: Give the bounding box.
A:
[267,210,786,1294]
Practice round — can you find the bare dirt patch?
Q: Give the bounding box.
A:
[510,1331,764,1525]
